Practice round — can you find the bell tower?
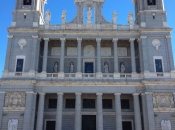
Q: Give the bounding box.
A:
[12,0,46,28]
[134,0,167,28]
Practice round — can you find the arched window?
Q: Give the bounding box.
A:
[23,0,31,5]
[147,0,156,5]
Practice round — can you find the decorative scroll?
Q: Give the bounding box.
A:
[4,92,26,109]
[153,93,174,109]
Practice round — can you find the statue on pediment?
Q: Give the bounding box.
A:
[112,11,117,24]
[45,10,51,25]
[120,62,126,73]
[104,62,109,73]
[53,62,58,73]
[70,62,74,73]
[128,11,134,25]
[61,10,67,24]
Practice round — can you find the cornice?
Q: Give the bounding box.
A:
[138,28,172,32]
[7,28,39,32]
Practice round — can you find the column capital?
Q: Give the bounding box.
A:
[145,92,153,95]
[7,35,13,39]
[129,38,135,42]
[112,38,118,42]
[57,93,64,95]
[114,93,121,96]
[96,38,101,42]
[32,36,38,39]
[140,36,147,39]
[96,93,103,96]
[133,93,140,96]
[166,35,172,39]
[75,93,82,95]
[44,38,49,41]
[77,38,82,42]
[39,92,45,95]
[60,38,66,42]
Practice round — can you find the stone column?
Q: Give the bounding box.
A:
[4,35,13,72]
[30,36,39,72]
[56,93,64,130]
[31,93,37,130]
[42,38,49,73]
[23,92,34,130]
[145,92,155,130]
[75,93,82,130]
[96,38,102,77]
[96,93,103,130]
[130,38,136,73]
[141,93,148,130]
[77,38,82,73]
[114,93,122,130]
[59,38,66,73]
[0,92,5,129]
[36,93,45,130]
[140,36,149,72]
[113,38,119,73]
[166,36,174,71]
[133,93,142,130]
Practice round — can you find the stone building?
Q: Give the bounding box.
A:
[0,0,175,130]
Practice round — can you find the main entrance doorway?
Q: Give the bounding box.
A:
[85,62,94,73]
[82,115,96,130]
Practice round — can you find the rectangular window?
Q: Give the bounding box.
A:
[23,0,32,5]
[83,99,95,109]
[16,59,24,72]
[122,121,132,130]
[155,59,163,72]
[147,0,156,5]
[65,99,75,109]
[121,99,130,109]
[48,99,57,109]
[46,121,55,130]
[102,99,112,109]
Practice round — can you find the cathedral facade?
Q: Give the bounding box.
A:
[0,0,175,130]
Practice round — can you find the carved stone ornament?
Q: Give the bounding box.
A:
[84,45,95,58]
[161,120,171,130]
[8,119,18,130]
[152,39,161,50]
[153,93,174,109]
[4,92,26,110]
[18,39,27,49]
[75,0,104,3]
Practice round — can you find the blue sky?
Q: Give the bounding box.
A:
[0,0,175,77]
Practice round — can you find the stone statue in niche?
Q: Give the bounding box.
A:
[161,120,171,130]
[61,10,67,24]
[87,7,92,24]
[45,10,51,25]
[53,62,58,73]
[153,93,174,108]
[148,0,156,5]
[104,62,109,73]
[70,62,74,73]
[23,0,31,5]
[120,62,126,73]
[8,119,18,130]
[128,11,134,25]
[112,11,117,24]
[4,92,26,109]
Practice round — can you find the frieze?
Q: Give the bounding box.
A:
[0,80,36,85]
[4,92,26,110]
[142,80,175,85]
[35,81,142,87]
[153,93,174,109]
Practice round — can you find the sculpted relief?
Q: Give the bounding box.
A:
[4,92,26,109]
[161,120,171,130]
[153,93,174,109]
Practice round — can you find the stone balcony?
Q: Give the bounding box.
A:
[2,71,175,80]
[39,24,139,31]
